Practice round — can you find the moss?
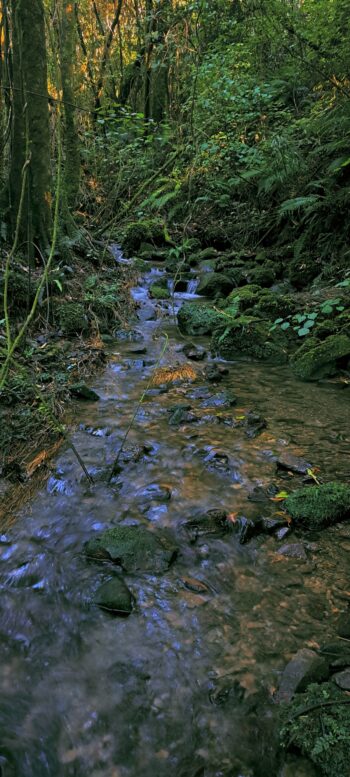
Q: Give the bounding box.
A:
[197,272,234,298]
[211,316,288,363]
[225,284,262,310]
[292,334,350,380]
[253,292,296,319]
[313,319,340,340]
[249,262,277,287]
[177,302,223,336]
[280,682,350,777]
[0,268,36,317]
[285,482,350,529]
[85,525,177,573]
[122,219,166,256]
[149,284,170,299]
[57,302,87,335]
[288,257,320,289]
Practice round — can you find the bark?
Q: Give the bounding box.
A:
[94,0,123,114]
[9,0,51,254]
[60,1,80,209]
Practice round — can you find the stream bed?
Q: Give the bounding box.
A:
[0,259,349,777]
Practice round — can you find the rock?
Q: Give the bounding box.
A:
[136,303,156,322]
[115,328,144,342]
[276,648,329,703]
[85,525,177,573]
[69,382,100,401]
[277,543,307,560]
[136,483,172,502]
[109,444,147,474]
[122,218,166,256]
[248,484,280,503]
[204,363,229,382]
[333,669,350,690]
[168,404,198,426]
[240,411,267,438]
[125,345,148,355]
[195,447,241,479]
[276,526,291,541]
[234,515,263,544]
[197,272,235,298]
[177,302,223,336]
[199,390,237,408]
[181,576,210,594]
[285,482,350,529]
[94,576,134,615]
[149,284,170,299]
[208,676,245,706]
[211,316,288,363]
[337,611,350,638]
[261,515,289,534]
[182,343,207,361]
[183,509,232,543]
[292,334,350,381]
[276,453,312,475]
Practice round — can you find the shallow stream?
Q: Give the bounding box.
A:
[0,258,349,777]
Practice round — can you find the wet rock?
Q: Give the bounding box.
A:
[276,648,329,703]
[248,484,280,503]
[136,303,157,322]
[243,411,267,438]
[276,453,312,475]
[115,328,144,342]
[181,576,210,594]
[204,363,229,382]
[69,382,100,401]
[195,447,241,479]
[177,302,222,336]
[136,483,172,503]
[110,444,147,474]
[183,509,232,543]
[197,272,235,299]
[47,475,74,496]
[168,404,198,426]
[277,543,307,560]
[261,515,289,534]
[199,391,237,408]
[285,482,350,529]
[208,676,245,706]
[333,669,350,690]
[182,343,207,361]
[124,358,146,370]
[94,576,134,615]
[337,610,350,638]
[85,525,177,573]
[125,345,148,355]
[276,526,291,541]
[234,515,263,544]
[79,424,112,437]
[292,334,350,381]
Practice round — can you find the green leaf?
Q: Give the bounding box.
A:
[298,327,311,336]
[53,278,63,292]
[281,321,290,330]
[274,317,284,324]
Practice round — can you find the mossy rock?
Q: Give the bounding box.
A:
[150,284,170,299]
[224,284,262,311]
[253,292,296,319]
[280,682,350,777]
[292,334,350,380]
[122,220,166,256]
[177,302,223,336]
[94,576,134,615]
[285,482,350,529]
[248,261,277,287]
[57,302,87,335]
[197,272,235,299]
[288,257,320,289]
[188,247,218,266]
[211,316,288,363]
[84,525,178,573]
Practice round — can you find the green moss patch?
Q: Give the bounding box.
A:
[211,316,288,363]
[85,525,178,573]
[177,302,223,336]
[292,334,350,380]
[285,482,350,529]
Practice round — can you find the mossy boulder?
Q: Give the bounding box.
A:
[224,284,262,311]
[177,302,223,336]
[292,334,350,380]
[84,525,177,573]
[285,482,350,529]
[57,302,87,335]
[122,219,166,256]
[0,268,35,317]
[197,272,235,299]
[211,316,288,363]
[288,256,321,289]
[280,682,350,777]
[150,283,170,299]
[248,261,277,287]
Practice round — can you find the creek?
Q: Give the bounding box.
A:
[0,255,349,777]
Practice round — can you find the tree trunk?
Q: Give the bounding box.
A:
[9,0,51,255]
[59,0,80,209]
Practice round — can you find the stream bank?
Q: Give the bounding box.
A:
[0,253,349,777]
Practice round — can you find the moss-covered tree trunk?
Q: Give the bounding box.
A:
[9,0,51,255]
[59,1,80,209]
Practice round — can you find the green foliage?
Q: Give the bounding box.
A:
[280,683,350,777]
[285,482,350,529]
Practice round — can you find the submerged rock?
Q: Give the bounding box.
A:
[285,482,350,529]
[199,390,237,408]
[204,363,229,382]
[115,328,144,342]
[85,525,177,573]
[183,509,232,543]
[94,576,134,615]
[292,334,350,381]
[168,404,198,426]
[276,648,329,703]
[276,453,312,475]
[277,542,307,560]
[241,411,267,438]
[69,382,100,401]
[136,483,172,502]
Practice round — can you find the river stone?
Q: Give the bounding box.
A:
[204,363,229,382]
[277,543,307,560]
[234,515,263,544]
[333,669,350,690]
[85,526,177,573]
[276,648,329,703]
[136,483,172,502]
[183,509,232,543]
[69,382,100,401]
[182,343,207,361]
[199,391,237,408]
[115,328,144,342]
[276,453,312,475]
[285,482,350,529]
[241,411,267,438]
[94,577,134,615]
[168,404,198,426]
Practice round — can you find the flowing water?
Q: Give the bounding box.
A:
[0,259,349,777]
